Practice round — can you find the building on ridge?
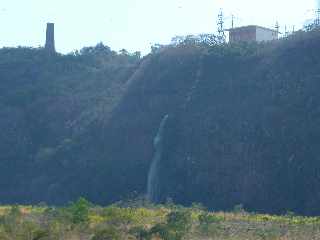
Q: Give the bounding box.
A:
[227,25,278,43]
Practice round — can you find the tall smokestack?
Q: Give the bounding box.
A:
[45,23,55,53]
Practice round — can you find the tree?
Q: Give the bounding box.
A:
[68,197,91,224]
[149,209,192,240]
[92,227,120,240]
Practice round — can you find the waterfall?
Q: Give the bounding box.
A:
[147,114,169,203]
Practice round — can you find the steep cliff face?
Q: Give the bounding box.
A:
[94,30,320,215]
[1,31,320,215]
[166,33,320,215]
[159,44,320,214]
[87,47,203,204]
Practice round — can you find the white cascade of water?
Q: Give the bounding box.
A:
[146,114,169,203]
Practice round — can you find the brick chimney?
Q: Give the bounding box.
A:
[45,23,55,53]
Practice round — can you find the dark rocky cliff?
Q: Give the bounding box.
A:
[1,30,320,215]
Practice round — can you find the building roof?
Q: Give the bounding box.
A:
[226,25,278,33]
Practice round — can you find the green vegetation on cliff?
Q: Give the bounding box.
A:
[0,44,141,204]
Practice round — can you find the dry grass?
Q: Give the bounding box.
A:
[1,205,320,239]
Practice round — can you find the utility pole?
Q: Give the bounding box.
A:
[284,25,289,37]
[231,14,235,29]
[315,8,320,26]
[275,21,280,39]
[275,21,280,33]
[217,9,226,43]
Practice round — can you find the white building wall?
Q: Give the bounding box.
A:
[256,27,278,42]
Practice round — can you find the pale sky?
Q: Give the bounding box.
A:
[0,0,317,54]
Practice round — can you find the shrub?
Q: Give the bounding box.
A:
[233,204,245,213]
[32,229,49,240]
[198,212,223,234]
[129,226,150,240]
[149,209,192,240]
[149,223,169,240]
[167,210,192,230]
[92,227,120,240]
[3,205,22,232]
[68,197,91,224]
[198,213,223,225]
[191,202,206,211]
[8,205,21,218]
[103,206,135,225]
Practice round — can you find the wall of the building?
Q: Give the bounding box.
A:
[229,27,256,43]
[229,26,278,43]
[256,27,278,42]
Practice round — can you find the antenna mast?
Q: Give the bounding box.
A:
[217,9,226,43]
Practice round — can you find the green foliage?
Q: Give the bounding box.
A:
[0,44,140,206]
[233,204,246,214]
[92,227,120,240]
[167,209,192,229]
[149,223,169,239]
[103,206,135,225]
[129,226,150,240]
[0,206,49,240]
[190,202,206,211]
[0,204,320,239]
[8,205,21,218]
[198,212,223,225]
[198,212,224,234]
[19,221,47,240]
[149,209,192,240]
[3,205,22,228]
[32,229,49,240]
[163,198,176,209]
[1,213,17,236]
[285,211,296,218]
[68,197,91,224]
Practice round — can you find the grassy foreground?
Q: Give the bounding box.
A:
[0,199,320,240]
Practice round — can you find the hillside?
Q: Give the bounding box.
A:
[0,44,141,204]
[1,30,320,215]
